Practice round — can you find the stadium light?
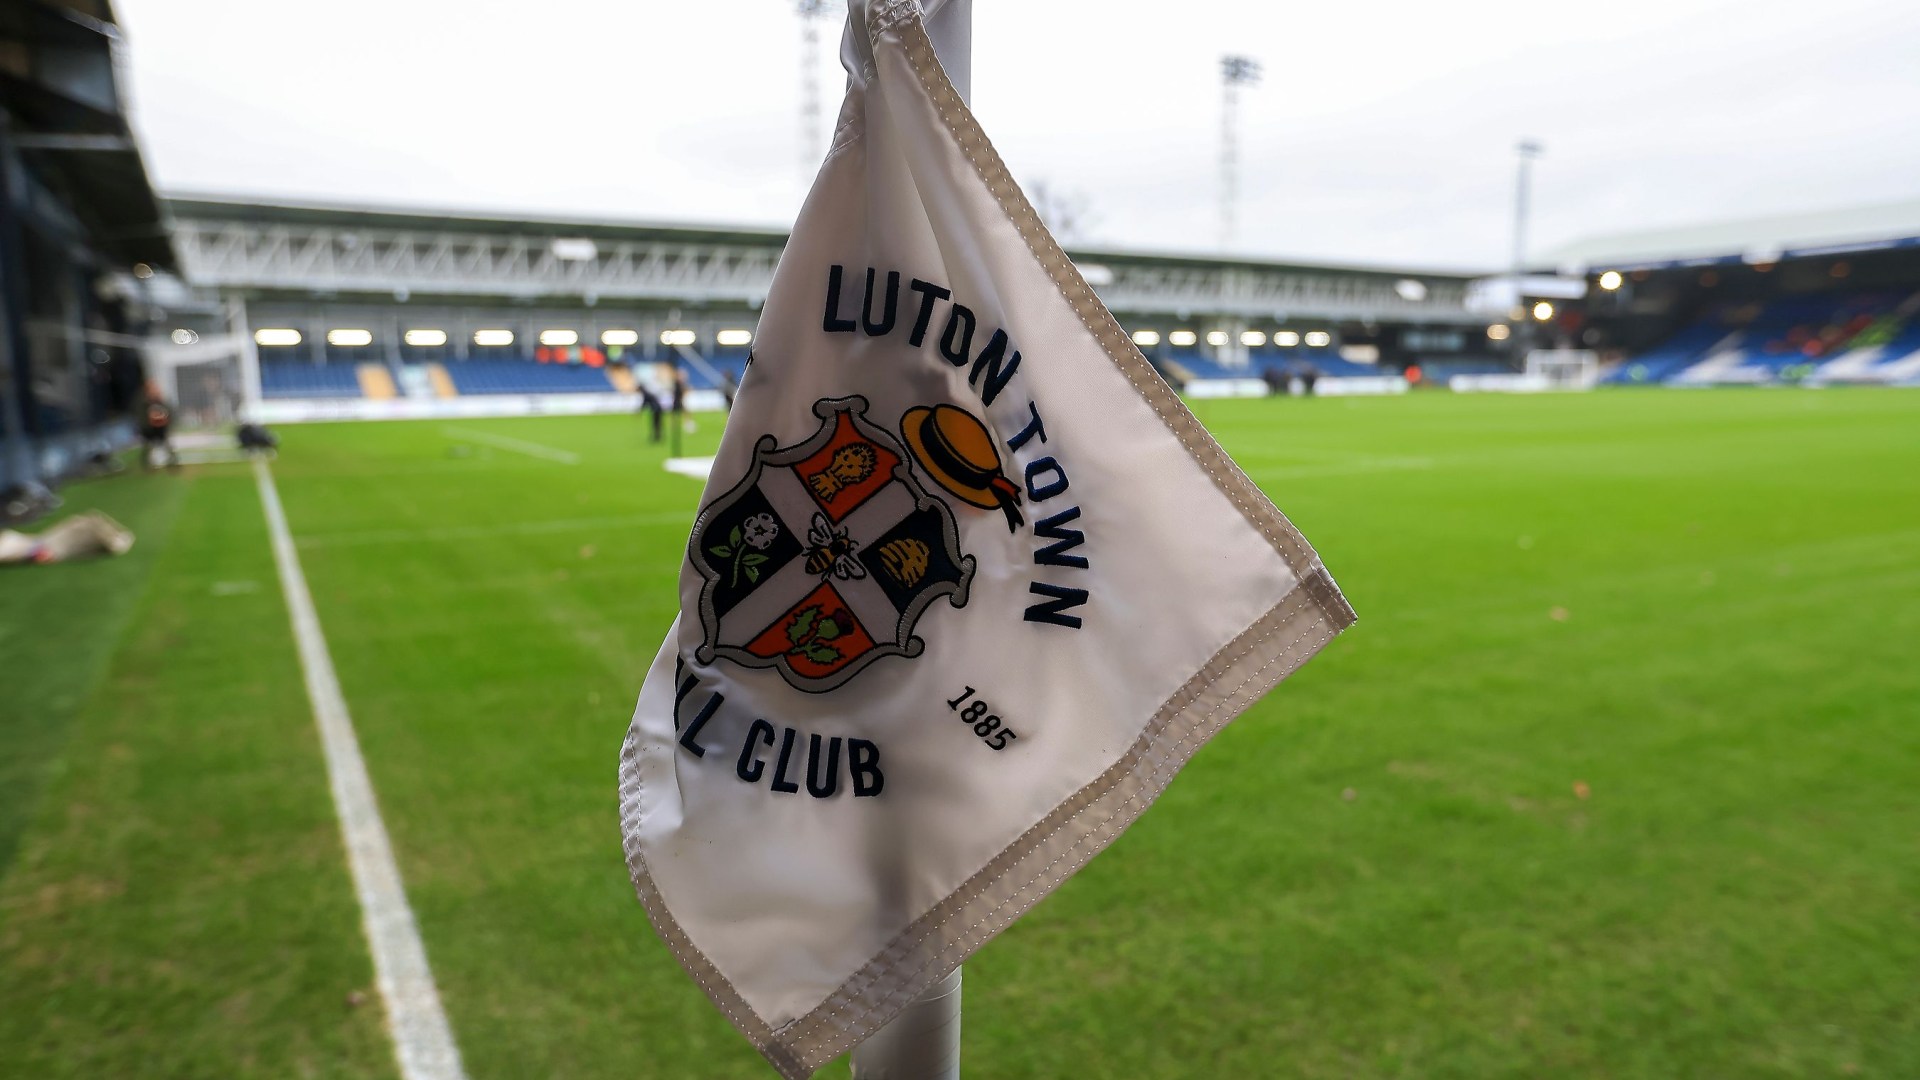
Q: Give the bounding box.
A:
[1487,324,1512,341]
[1205,330,1229,346]
[1394,278,1428,302]
[405,329,447,347]
[1304,331,1332,347]
[1240,330,1267,347]
[716,329,754,346]
[1132,329,1161,346]
[170,328,198,345]
[254,328,302,347]
[540,329,580,347]
[328,329,373,347]
[474,329,515,347]
[1168,330,1197,347]
[1532,301,1555,321]
[601,329,640,347]
[661,329,697,347]
[1274,330,1301,347]
[1598,270,1623,291]
[551,237,599,261]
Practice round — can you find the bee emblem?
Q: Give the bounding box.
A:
[804,513,868,581]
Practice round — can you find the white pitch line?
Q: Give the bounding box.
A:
[439,425,580,464]
[254,461,469,1080]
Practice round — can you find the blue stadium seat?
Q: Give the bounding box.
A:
[259,359,364,399]
[1620,292,1908,385]
[676,348,751,390]
[441,358,616,395]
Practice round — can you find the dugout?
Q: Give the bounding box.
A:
[0,0,173,492]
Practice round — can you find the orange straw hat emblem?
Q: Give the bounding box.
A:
[900,404,1024,532]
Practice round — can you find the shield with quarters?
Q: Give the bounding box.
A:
[689,395,975,693]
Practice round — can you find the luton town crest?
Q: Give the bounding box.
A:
[690,396,976,692]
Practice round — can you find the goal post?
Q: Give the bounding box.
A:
[1525,349,1600,390]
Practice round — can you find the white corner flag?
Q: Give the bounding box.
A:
[618,2,1355,1076]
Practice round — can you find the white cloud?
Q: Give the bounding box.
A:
[118,0,1920,267]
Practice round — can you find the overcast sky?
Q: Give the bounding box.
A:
[116,0,1920,271]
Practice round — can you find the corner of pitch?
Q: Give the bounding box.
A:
[668,656,885,799]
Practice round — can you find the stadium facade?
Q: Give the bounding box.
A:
[0,0,172,492]
[153,196,1507,423]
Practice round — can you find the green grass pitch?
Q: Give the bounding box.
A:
[3,389,1917,1078]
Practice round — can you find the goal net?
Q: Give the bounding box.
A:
[1525,349,1600,390]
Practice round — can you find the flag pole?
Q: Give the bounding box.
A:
[845,4,972,1076]
[849,967,962,1079]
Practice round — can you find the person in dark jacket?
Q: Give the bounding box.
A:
[140,390,179,471]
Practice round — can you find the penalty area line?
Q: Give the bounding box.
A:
[253,460,469,1080]
[439,425,580,464]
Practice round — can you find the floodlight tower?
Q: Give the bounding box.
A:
[1218,55,1262,251]
[1510,138,1544,355]
[796,0,835,181]
[1511,138,1544,284]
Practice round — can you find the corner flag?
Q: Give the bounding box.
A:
[618,2,1355,1075]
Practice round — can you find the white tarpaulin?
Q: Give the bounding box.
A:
[617,2,1356,1075]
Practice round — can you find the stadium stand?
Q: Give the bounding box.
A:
[260,360,365,399]
[1812,294,1920,384]
[1160,347,1391,381]
[1602,321,1734,385]
[440,360,617,395]
[1262,353,1383,378]
[1415,359,1511,382]
[1606,290,1920,386]
[681,347,750,390]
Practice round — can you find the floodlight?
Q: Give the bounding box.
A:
[254,328,302,346]
[1304,331,1331,347]
[170,328,198,345]
[474,329,515,346]
[1597,270,1623,291]
[601,329,640,347]
[660,329,697,346]
[716,329,754,346]
[328,329,373,347]
[1487,324,1512,341]
[1394,278,1428,302]
[405,329,448,347]
[540,329,580,347]
[551,237,598,261]
[1205,330,1229,346]
[1274,330,1301,347]
[1532,301,1555,321]
[1131,329,1161,346]
[1168,330,1197,347]
[1240,330,1267,347]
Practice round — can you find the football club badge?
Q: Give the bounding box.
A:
[690,396,975,692]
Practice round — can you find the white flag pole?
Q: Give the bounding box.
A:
[848,966,963,1079]
[844,2,971,1077]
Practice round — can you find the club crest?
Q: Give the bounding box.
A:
[690,396,975,692]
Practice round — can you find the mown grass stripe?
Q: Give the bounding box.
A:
[254,459,469,1080]
[439,425,581,464]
